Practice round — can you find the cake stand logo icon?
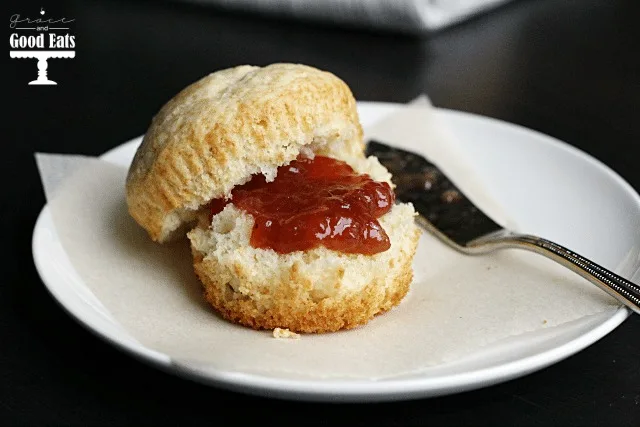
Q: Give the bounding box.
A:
[9,8,76,85]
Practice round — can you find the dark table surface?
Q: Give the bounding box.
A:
[5,0,640,425]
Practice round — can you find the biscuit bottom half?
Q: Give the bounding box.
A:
[188,203,420,333]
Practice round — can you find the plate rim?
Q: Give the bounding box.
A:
[32,101,637,401]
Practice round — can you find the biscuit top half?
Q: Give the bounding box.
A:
[126,63,364,242]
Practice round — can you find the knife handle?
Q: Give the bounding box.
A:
[469,232,640,314]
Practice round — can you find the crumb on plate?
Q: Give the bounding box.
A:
[273,327,301,340]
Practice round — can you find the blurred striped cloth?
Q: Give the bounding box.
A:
[187,0,513,33]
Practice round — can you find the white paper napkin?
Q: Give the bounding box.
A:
[185,0,514,33]
[35,100,617,380]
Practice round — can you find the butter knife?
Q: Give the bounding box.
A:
[366,140,640,314]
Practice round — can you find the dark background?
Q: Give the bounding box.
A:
[5,0,639,425]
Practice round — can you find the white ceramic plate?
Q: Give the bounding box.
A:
[32,102,639,402]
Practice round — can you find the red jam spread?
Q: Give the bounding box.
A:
[209,156,395,254]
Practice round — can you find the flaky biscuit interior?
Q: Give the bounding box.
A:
[188,157,421,333]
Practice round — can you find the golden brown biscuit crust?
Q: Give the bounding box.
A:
[126,63,363,242]
[192,229,420,333]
